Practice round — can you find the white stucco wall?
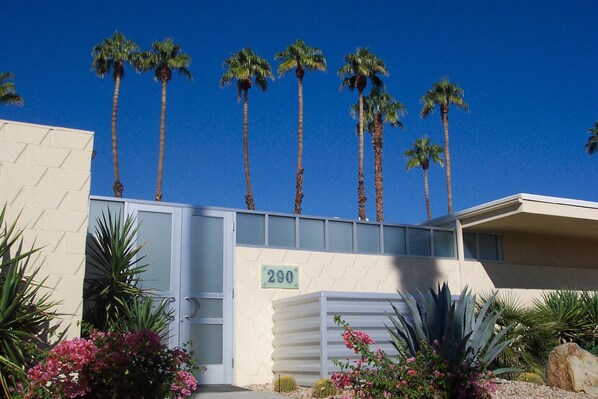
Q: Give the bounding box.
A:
[0,120,93,338]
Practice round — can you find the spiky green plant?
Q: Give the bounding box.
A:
[273,375,297,392]
[477,292,552,379]
[534,290,598,354]
[312,378,336,398]
[107,296,173,339]
[0,206,59,397]
[387,283,513,373]
[83,211,147,331]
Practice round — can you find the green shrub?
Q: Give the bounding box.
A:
[312,378,336,398]
[273,375,296,392]
[0,206,59,397]
[107,295,174,339]
[534,290,598,354]
[477,292,553,378]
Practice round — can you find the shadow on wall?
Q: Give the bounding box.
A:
[481,261,598,291]
[391,256,444,293]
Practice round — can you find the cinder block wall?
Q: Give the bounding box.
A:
[0,120,94,338]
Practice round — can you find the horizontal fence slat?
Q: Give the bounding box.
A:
[272,291,412,386]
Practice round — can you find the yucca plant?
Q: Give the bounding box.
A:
[534,290,598,354]
[108,295,173,339]
[83,211,147,331]
[0,206,59,397]
[387,283,513,372]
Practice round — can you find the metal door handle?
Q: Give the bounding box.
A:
[161,296,175,306]
[184,297,200,319]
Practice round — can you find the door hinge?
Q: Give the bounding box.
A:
[232,221,235,231]
[232,289,235,299]
[232,358,235,368]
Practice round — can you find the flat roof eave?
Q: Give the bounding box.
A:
[425,193,598,240]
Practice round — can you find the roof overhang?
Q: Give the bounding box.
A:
[425,194,598,240]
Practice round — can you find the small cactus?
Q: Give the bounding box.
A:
[312,378,337,398]
[516,372,544,384]
[273,375,297,392]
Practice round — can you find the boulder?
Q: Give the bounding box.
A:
[545,342,598,394]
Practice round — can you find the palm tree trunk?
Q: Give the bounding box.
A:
[155,79,167,201]
[111,75,123,198]
[424,167,431,220]
[294,75,304,214]
[373,113,383,222]
[243,89,255,210]
[357,90,367,221]
[441,106,452,214]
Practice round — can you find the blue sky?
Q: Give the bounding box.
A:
[2,1,597,224]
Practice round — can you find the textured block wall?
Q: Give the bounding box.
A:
[0,120,94,338]
[234,246,598,385]
[234,247,460,385]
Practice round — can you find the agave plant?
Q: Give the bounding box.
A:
[83,211,147,331]
[108,295,173,339]
[387,283,513,372]
[0,206,59,397]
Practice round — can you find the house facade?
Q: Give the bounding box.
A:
[2,120,597,386]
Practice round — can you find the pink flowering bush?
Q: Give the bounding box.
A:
[19,329,203,399]
[331,315,495,399]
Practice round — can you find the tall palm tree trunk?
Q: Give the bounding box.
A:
[243,89,255,210]
[424,167,431,220]
[441,106,452,214]
[155,79,167,201]
[294,75,304,214]
[357,91,367,220]
[373,113,384,222]
[111,75,123,198]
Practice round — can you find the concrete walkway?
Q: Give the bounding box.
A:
[195,385,289,399]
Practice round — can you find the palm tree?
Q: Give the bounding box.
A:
[585,121,598,155]
[0,72,23,106]
[405,137,444,220]
[143,38,192,202]
[357,87,405,222]
[275,40,327,214]
[420,78,469,214]
[220,48,274,210]
[91,32,140,198]
[338,48,389,220]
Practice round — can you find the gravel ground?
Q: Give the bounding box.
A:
[247,379,598,399]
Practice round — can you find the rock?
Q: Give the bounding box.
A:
[545,342,598,394]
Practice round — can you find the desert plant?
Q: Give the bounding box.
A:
[534,289,598,354]
[387,283,513,373]
[107,295,173,339]
[0,206,59,397]
[476,292,552,378]
[83,211,147,331]
[312,378,336,398]
[273,375,297,392]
